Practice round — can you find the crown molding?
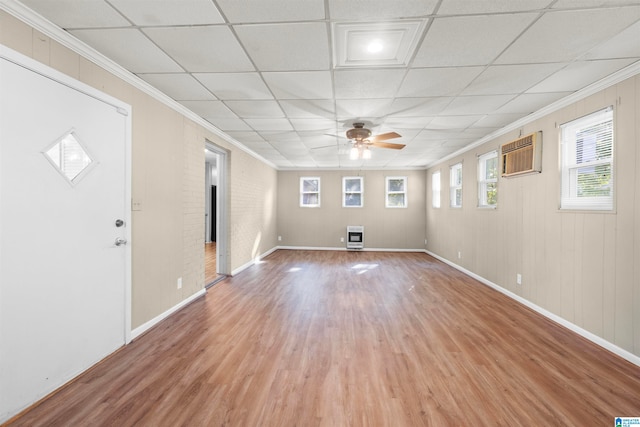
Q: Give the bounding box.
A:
[0,0,277,170]
[425,59,640,170]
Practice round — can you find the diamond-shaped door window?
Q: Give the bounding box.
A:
[43,130,95,185]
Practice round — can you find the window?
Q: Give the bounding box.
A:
[432,171,441,208]
[386,176,407,208]
[450,163,462,208]
[560,107,614,210]
[300,177,320,207]
[43,131,94,185]
[343,176,363,207]
[478,150,498,208]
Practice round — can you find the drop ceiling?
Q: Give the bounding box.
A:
[10,0,640,169]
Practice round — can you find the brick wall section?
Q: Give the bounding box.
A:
[228,147,278,272]
[182,120,205,295]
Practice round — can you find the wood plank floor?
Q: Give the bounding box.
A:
[204,242,219,285]
[6,250,640,426]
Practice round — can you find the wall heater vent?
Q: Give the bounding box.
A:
[346,226,364,250]
[501,131,542,177]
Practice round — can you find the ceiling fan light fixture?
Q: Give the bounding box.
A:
[350,145,360,160]
[363,146,372,159]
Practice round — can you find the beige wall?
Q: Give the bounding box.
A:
[1,11,278,328]
[277,169,426,250]
[426,74,640,357]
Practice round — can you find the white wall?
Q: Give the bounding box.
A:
[426,73,640,360]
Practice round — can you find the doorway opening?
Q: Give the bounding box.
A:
[205,141,228,286]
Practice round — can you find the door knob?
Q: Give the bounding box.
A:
[115,219,125,227]
[114,237,127,246]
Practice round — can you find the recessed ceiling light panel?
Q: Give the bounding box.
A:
[333,20,427,68]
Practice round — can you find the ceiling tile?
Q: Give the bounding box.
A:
[552,0,635,8]
[389,97,453,117]
[398,67,484,97]
[224,131,266,144]
[138,73,215,101]
[143,26,254,72]
[194,73,273,100]
[20,0,130,28]
[259,131,302,143]
[428,115,483,129]
[299,133,341,149]
[334,69,406,99]
[461,63,566,95]
[224,100,285,118]
[328,0,438,20]
[496,7,640,64]
[383,117,434,129]
[109,0,224,25]
[494,92,572,114]
[263,71,333,99]
[216,0,325,23]
[472,113,528,128]
[290,118,336,132]
[413,13,538,67]
[270,140,309,155]
[279,100,337,119]
[239,140,271,152]
[437,0,553,14]
[245,119,294,131]
[208,118,252,131]
[234,23,330,71]
[70,29,182,73]
[336,99,393,119]
[582,20,640,60]
[527,58,638,93]
[180,100,237,118]
[441,95,515,115]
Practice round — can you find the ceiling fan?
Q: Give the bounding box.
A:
[345,123,405,159]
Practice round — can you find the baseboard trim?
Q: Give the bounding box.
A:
[230,246,279,276]
[276,245,426,253]
[425,250,640,368]
[131,288,206,341]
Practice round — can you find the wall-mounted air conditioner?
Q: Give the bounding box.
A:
[501,131,542,177]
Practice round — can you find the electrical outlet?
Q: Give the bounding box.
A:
[425,239,428,245]
[340,237,344,242]
[278,235,282,241]
[516,274,522,285]
[457,251,461,259]
[177,277,182,289]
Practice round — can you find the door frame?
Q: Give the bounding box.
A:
[0,44,133,344]
[205,140,229,276]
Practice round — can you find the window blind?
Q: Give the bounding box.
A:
[560,107,613,211]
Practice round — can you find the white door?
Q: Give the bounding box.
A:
[0,48,131,421]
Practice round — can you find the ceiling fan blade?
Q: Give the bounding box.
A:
[368,132,401,144]
[371,141,405,150]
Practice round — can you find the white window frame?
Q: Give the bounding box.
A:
[343,176,363,208]
[560,107,614,211]
[300,177,320,207]
[386,176,407,208]
[450,162,462,208]
[478,150,498,208]
[432,170,441,208]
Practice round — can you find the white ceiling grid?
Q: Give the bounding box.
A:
[14,0,640,169]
